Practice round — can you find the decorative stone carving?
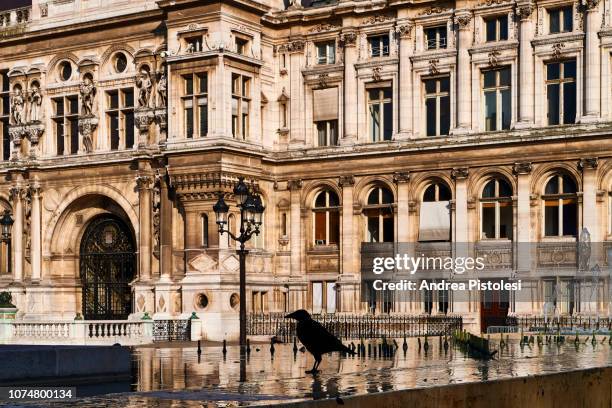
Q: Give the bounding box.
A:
[551,42,565,60]
[579,157,598,170]
[287,0,303,10]
[362,15,394,26]
[488,50,501,67]
[516,3,534,20]
[11,87,25,126]
[287,179,303,190]
[317,73,329,88]
[136,70,153,108]
[338,175,355,187]
[40,3,48,17]
[309,23,340,33]
[135,175,154,191]
[276,40,305,54]
[513,162,533,175]
[339,32,357,47]
[428,59,440,75]
[28,83,42,123]
[152,174,161,255]
[156,70,167,108]
[395,24,413,39]
[78,116,98,153]
[419,6,449,16]
[584,0,600,11]
[451,168,469,180]
[393,172,410,183]
[455,14,472,30]
[372,66,383,82]
[79,76,96,116]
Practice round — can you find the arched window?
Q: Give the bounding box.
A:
[481,178,513,240]
[419,182,451,242]
[364,186,394,243]
[543,174,578,237]
[313,190,340,245]
[201,214,209,247]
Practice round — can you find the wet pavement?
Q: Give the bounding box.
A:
[5,337,612,407]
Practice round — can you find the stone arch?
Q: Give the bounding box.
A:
[101,44,136,67]
[354,175,396,206]
[44,184,139,258]
[47,52,79,78]
[468,167,516,199]
[597,159,612,191]
[301,179,341,209]
[409,172,454,202]
[530,162,582,195]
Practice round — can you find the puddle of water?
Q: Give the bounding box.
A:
[10,337,612,407]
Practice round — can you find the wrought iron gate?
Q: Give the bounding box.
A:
[153,320,191,342]
[80,216,136,320]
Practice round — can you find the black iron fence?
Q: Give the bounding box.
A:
[247,313,463,342]
[508,316,612,332]
[153,319,191,342]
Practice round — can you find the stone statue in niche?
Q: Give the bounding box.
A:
[157,71,167,108]
[29,83,42,122]
[79,76,96,116]
[136,70,152,108]
[11,87,25,125]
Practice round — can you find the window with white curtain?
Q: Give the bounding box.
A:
[419,183,451,242]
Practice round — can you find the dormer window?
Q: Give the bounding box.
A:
[235,37,249,55]
[316,42,336,65]
[425,26,447,50]
[549,6,573,34]
[368,35,390,57]
[485,15,508,42]
[186,36,203,53]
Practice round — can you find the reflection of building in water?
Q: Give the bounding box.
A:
[0,0,611,337]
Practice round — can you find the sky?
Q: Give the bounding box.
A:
[0,0,31,13]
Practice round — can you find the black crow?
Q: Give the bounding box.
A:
[285,309,355,374]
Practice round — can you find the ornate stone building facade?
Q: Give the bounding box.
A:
[0,0,611,338]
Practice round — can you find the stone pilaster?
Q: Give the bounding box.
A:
[136,175,154,282]
[340,32,358,144]
[339,175,355,278]
[288,179,302,277]
[515,2,535,128]
[29,183,41,282]
[513,161,533,273]
[9,186,24,283]
[582,0,602,121]
[394,172,410,242]
[579,158,599,241]
[396,23,414,139]
[159,172,173,281]
[451,168,469,257]
[452,11,473,134]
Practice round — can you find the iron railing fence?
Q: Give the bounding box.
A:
[247,313,462,342]
[508,316,612,332]
[153,319,191,342]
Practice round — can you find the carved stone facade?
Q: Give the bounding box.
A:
[0,0,610,338]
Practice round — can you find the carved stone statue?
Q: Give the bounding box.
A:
[79,76,96,116]
[157,71,167,108]
[136,71,152,108]
[287,0,303,10]
[11,88,25,125]
[29,83,42,122]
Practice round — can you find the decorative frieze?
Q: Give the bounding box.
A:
[362,15,395,26]
[419,6,450,16]
[275,40,305,54]
[309,23,340,33]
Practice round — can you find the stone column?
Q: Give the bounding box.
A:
[340,32,358,144]
[9,186,24,283]
[288,180,302,277]
[136,175,153,282]
[29,183,41,282]
[453,12,473,133]
[452,168,469,257]
[514,162,533,273]
[159,174,173,281]
[516,3,535,127]
[582,1,602,121]
[339,176,355,276]
[288,42,306,147]
[396,23,414,139]
[580,158,599,242]
[394,172,410,242]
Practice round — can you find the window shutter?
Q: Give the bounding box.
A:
[313,87,338,122]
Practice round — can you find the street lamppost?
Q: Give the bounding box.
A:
[213,177,264,349]
[0,210,13,273]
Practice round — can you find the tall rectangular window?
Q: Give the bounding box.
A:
[186,36,203,52]
[546,60,576,125]
[106,88,134,150]
[424,77,450,136]
[0,72,9,160]
[313,87,339,146]
[549,6,573,34]
[316,121,338,146]
[201,214,209,248]
[232,73,250,139]
[182,73,208,138]
[53,95,79,155]
[368,35,390,57]
[316,41,336,65]
[235,37,249,55]
[368,87,392,142]
[485,15,508,42]
[425,26,447,50]
[483,67,511,131]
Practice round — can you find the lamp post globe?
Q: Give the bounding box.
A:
[213,194,229,228]
[0,210,13,241]
[233,177,249,206]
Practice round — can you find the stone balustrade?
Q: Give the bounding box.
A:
[0,6,31,28]
[0,320,154,345]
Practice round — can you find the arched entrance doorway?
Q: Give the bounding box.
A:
[80,215,136,320]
